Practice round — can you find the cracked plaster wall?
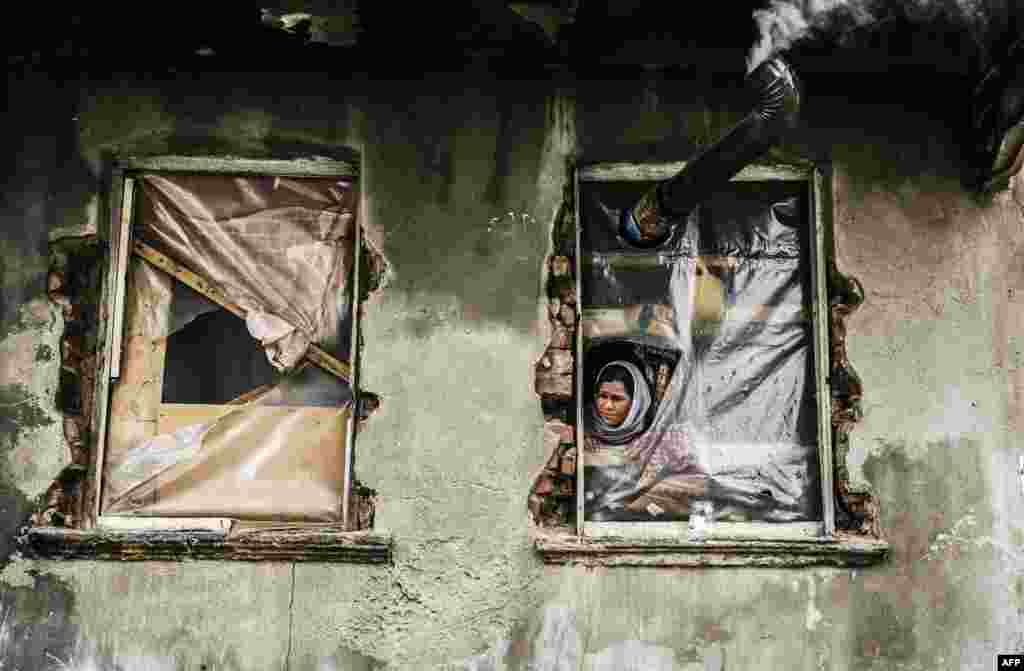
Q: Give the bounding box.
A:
[1,67,1023,670]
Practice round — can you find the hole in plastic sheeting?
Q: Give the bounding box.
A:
[584,339,681,432]
[161,308,279,405]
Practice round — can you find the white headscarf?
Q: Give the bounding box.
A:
[589,360,652,445]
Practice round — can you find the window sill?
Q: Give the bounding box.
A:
[22,525,392,563]
[534,529,889,567]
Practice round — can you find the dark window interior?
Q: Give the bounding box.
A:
[161,308,279,404]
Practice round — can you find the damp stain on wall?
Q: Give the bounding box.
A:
[0,381,57,565]
[0,572,79,669]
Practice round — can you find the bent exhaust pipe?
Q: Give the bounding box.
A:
[621,57,802,246]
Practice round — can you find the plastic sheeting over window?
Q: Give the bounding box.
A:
[101,174,357,522]
[581,179,821,523]
[139,173,356,370]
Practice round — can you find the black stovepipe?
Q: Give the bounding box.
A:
[622,57,802,247]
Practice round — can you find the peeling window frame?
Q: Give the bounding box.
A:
[534,161,889,567]
[26,155,391,563]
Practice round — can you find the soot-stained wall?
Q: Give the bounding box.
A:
[2,63,1023,670]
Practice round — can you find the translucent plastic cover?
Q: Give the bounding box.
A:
[102,174,356,522]
[581,179,820,523]
[137,173,356,370]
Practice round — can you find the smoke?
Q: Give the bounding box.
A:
[746,0,1000,72]
[749,0,843,72]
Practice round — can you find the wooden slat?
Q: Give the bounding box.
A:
[89,169,126,524]
[341,212,361,529]
[304,345,354,384]
[118,155,359,178]
[109,177,135,379]
[222,363,308,406]
[225,383,277,405]
[574,167,586,537]
[812,167,837,536]
[133,240,245,316]
[132,240,352,383]
[577,161,813,183]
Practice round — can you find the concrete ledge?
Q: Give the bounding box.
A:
[534,532,889,567]
[22,526,392,563]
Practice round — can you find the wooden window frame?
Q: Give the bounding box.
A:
[26,155,391,563]
[535,161,888,567]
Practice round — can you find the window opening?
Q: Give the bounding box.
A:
[574,162,833,541]
[95,162,368,529]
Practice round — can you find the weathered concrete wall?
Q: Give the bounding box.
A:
[1,66,1022,670]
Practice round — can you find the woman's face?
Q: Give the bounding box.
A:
[597,380,632,427]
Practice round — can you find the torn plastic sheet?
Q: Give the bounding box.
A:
[136,173,357,371]
[102,173,357,522]
[104,402,349,520]
[103,258,352,521]
[581,179,820,523]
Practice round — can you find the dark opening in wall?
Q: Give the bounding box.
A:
[162,308,278,405]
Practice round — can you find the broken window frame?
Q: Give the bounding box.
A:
[26,155,391,563]
[535,160,888,567]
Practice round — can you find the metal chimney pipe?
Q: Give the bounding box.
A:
[621,57,802,246]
